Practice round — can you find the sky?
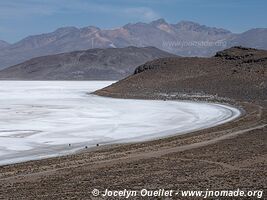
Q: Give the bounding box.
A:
[0,0,266,43]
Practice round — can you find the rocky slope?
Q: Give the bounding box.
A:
[0,46,175,80]
[0,19,266,69]
[95,47,267,102]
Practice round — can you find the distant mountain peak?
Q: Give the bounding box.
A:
[175,20,201,29]
[123,22,148,29]
[177,20,200,26]
[150,18,167,26]
[54,26,79,33]
[81,26,100,31]
[175,20,231,35]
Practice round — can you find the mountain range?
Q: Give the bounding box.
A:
[0,19,266,70]
[0,46,174,80]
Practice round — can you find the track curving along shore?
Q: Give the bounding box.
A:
[0,100,265,199]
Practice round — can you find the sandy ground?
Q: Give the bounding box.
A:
[0,100,266,199]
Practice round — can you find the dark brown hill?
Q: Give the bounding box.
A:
[95,47,267,102]
[0,46,175,80]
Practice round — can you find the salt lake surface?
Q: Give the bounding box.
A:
[0,81,241,165]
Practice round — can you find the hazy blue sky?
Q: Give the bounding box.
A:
[0,0,266,43]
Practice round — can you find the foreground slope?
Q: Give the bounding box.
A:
[0,46,174,80]
[0,47,266,199]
